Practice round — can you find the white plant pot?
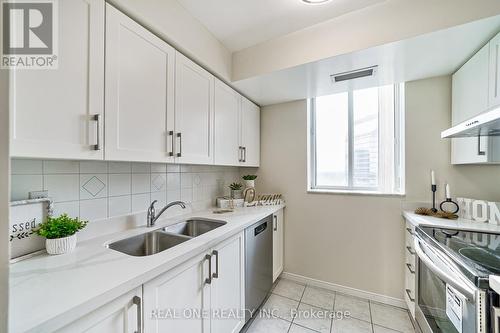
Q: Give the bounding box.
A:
[231,189,243,199]
[244,180,255,188]
[46,234,77,255]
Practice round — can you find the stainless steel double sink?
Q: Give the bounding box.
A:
[107,218,227,257]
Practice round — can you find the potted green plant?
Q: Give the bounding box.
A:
[242,175,257,188]
[34,214,87,255]
[229,182,244,199]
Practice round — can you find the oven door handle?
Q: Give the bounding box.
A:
[414,238,476,301]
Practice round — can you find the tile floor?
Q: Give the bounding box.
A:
[243,278,416,333]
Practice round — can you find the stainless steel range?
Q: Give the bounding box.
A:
[414,226,500,333]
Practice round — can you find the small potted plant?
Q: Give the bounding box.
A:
[229,182,244,199]
[34,214,87,255]
[242,175,257,188]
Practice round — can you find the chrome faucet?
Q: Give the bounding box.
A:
[146,200,186,227]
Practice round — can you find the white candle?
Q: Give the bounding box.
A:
[446,184,451,199]
[431,170,435,185]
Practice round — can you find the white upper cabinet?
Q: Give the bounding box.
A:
[240,98,260,167]
[451,44,490,164]
[452,44,489,125]
[451,38,500,165]
[489,32,500,108]
[105,4,175,163]
[10,0,105,160]
[214,81,241,166]
[175,52,215,165]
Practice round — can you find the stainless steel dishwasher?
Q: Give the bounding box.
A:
[245,215,273,322]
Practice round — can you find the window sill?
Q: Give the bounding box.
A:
[307,188,406,197]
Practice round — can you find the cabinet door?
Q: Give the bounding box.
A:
[105,4,175,163]
[489,32,500,107]
[10,0,104,160]
[214,81,241,166]
[210,232,245,333]
[56,287,142,333]
[451,44,489,164]
[240,98,260,167]
[404,221,416,318]
[143,252,210,333]
[272,209,284,282]
[175,52,215,165]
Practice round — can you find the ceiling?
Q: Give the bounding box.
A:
[176,0,386,52]
[232,15,500,106]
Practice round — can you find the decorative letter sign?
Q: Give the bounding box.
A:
[456,198,500,225]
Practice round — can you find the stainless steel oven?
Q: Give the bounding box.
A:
[413,226,500,333]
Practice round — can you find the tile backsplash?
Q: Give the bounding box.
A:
[11,159,241,222]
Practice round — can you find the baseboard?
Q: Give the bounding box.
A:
[280,271,407,309]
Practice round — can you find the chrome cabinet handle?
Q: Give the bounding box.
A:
[406,246,415,255]
[273,215,277,231]
[168,131,174,157]
[406,227,414,236]
[205,254,212,284]
[243,147,247,162]
[176,133,182,157]
[405,289,415,302]
[406,263,415,274]
[92,114,101,151]
[238,146,243,162]
[212,250,219,279]
[132,295,142,333]
[478,134,486,156]
[414,237,475,301]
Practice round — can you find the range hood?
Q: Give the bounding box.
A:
[441,106,500,138]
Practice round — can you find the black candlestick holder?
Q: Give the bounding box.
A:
[431,185,437,213]
[440,198,459,214]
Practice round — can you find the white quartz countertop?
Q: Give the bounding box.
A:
[9,205,284,333]
[490,275,500,294]
[403,211,500,233]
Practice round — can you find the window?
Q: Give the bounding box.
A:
[308,84,405,195]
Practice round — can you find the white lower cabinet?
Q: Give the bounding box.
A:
[404,221,416,318]
[143,251,210,333]
[143,232,245,333]
[210,233,245,333]
[272,209,284,282]
[56,287,142,333]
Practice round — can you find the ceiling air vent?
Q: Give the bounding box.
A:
[331,66,378,83]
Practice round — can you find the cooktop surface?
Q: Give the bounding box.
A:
[418,226,500,286]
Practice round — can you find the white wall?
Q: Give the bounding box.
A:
[232,0,500,81]
[255,75,500,300]
[109,0,232,81]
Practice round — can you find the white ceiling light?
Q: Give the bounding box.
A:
[301,0,333,5]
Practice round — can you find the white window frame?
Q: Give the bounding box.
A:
[307,83,405,196]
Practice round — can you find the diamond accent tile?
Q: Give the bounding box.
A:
[152,174,166,191]
[82,176,106,197]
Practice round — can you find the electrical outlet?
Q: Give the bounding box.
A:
[29,191,49,199]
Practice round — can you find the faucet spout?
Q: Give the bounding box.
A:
[147,200,187,227]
